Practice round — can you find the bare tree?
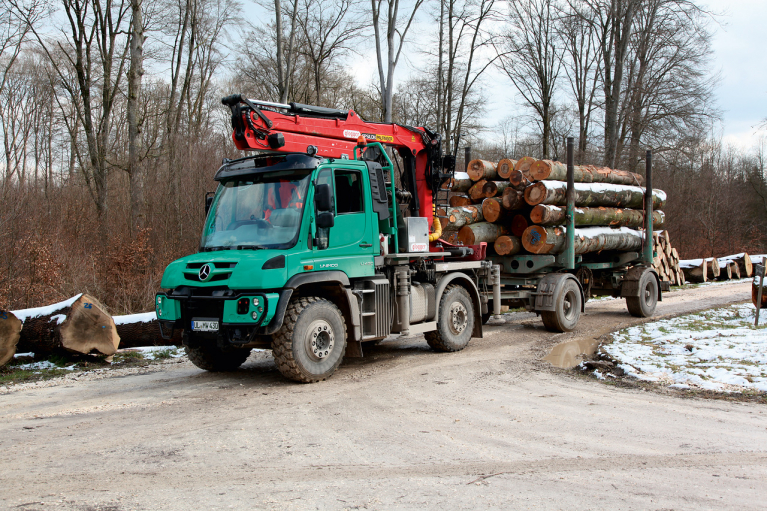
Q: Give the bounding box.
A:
[371,0,424,122]
[127,0,145,232]
[272,0,299,103]
[496,0,562,158]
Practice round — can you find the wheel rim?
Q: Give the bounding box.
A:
[449,301,469,335]
[305,319,335,362]
[563,289,577,321]
[643,280,655,306]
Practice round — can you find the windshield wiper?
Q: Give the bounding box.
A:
[235,245,265,250]
[200,246,227,252]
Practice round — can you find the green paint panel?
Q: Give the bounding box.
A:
[156,296,181,321]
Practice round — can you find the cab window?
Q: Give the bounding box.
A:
[334,170,363,214]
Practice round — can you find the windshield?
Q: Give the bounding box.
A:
[201,169,312,250]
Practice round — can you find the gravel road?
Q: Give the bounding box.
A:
[2,281,765,510]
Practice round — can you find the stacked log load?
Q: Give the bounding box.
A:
[679,253,753,283]
[444,157,668,262]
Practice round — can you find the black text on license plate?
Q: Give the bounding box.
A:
[192,320,219,332]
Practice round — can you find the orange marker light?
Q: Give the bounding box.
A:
[357,136,367,147]
[304,265,314,271]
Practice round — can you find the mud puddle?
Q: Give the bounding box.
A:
[544,337,601,369]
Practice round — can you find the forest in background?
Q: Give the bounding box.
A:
[1,0,765,313]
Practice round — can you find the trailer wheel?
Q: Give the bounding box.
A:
[626,271,658,317]
[540,279,582,332]
[426,285,474,352]
[185,344,252,372]
[271,297,347,383]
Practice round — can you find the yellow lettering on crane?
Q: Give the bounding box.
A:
[375,134,394,143]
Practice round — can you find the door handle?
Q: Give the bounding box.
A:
[359,243,373,248]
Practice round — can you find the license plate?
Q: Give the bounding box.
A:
[192,320,219,332]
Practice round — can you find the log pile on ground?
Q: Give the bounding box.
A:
[444,156,668,262]
[0,295,181,367]
[680,252,753,284]
[651,231,683,285]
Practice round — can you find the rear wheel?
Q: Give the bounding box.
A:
[541,279,582,332]
[626,270,658,317]
[271,297,347,383]
[426,285,474,352]
[185,344,252,371]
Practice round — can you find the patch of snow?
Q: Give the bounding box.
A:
[12,294,83,324]
[593,369,605,380]
[113,311,157,325]
[51,314,67,325]
[125,346,184,360]
[604,303,767,393]
[13,352,34,358]
[16,361,76,371]
[453,172,471,181]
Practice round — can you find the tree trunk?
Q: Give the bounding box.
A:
[467,159,498,181]
[530,204,665,228]
[468,179,488,201]
[509,169,532,191]
[493,235,522,256]
[521,226,644,255]
[482,181,511,198]
[481,198,512,223]
[511,214,529,237]
[444,205,484,230]
[524,181,666,209]
[14,294,119,356]
[502,188,526,210]
[449,195,473,207]
[529,160,644,185]
[127,0,145,233]
[0,311,23,366]
[496,158,518,179]
[113,313,182,348]
[457,222,508,245]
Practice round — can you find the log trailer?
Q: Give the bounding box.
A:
[155,95,662,382]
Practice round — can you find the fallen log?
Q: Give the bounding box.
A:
[481,198,512,223]
[729,262,741,280]
[496,158,518,179]
[468,179,488,201]
[529,160,644,185]
[719,253,752,278]
[706,257,721,279]
[482,181,511,198]
[0,311,23,366]
[457,222,508,246]
[529,205,665,229]
[716,261,733,281]
[467,159,498,181]
[502,188,526,210]
[14,294,119,356]
[509,169,533,191]
[521,226,644,255]
[524,181,666,209]
[511,214,529,238]
[444,205,484,230]
[113,312,181,348]
[679,259,708,283]
[493,235,522,256]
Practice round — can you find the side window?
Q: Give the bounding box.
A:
[314,169,334,250]
[334,170,363,214]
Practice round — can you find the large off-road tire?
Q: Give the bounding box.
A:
[271,297,347,383]
[426,285,474,352]
[185,344,252,371]
[540,278,582,332]
[626,270,658,317]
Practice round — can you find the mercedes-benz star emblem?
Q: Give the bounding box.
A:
[198,264,212,281]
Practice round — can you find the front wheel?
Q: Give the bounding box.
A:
[271,297,347,383]
[626,270,658,317]
[185,344,252,371]
[541,279,582,332]
[426,285,475,352]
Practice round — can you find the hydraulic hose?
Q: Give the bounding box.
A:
[428,204,442,242]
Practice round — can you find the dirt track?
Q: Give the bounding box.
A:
[2,281,766,510]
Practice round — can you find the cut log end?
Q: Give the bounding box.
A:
[0,311,23,366]
[514,156,536,172]
[467,159,497,181]
[511,214,529,238]
[494,235,522,256]
[497,158,517,179]
[529,159,555,180]
[59,295,120,356]
[523,182,547,206]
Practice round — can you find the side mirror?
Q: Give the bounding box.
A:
[315,184,333,212]
[205,192,215,215]
[316,211,335,229]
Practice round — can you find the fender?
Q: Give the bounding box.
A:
[434,272,483,338]
[621,266,662,302]
[535,273,585,312]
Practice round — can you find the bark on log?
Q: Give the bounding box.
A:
[481,198,512,223]
[521,226,644,255]
[502,188,526,210]
[529,160,644,185]
[493,235,522,256]
[0,311,22,366]
[113,312,182,348]
[444,172,473,193]
[441,230,461,245]
[457,222,508,245]
[511,214,529,237]
[529,205,665,228]
[467,160,498,181]
[444,205,484,230]
[509,170,533,191]
[15,294,119,356]
[716,261,733,281]
[524,181,666,209]
[680,259,708,283]
[729,262,741,280]
[497,158,518,179]
[468,180,488,201]
[482,181,511,198]
[449,195,473,207]
[719,253,752,277]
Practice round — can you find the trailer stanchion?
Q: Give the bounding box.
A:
[644,150,653,265]
[565,137,575,270]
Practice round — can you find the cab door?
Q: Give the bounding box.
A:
[313,167,376,278]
